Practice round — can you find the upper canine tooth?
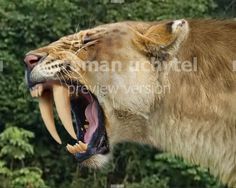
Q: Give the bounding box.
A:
[53,84,77,140]
[39,91,62,144]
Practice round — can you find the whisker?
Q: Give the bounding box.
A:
[61,66,72,84]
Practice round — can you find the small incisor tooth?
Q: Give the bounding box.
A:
[38,84,43,97]
[31,84,44,98]
[30,88,37,98]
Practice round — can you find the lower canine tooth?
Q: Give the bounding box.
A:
[79,141,88,150]
[67,144,76,154]
[66,145,73,154]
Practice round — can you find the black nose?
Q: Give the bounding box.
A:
[24,54,41,69]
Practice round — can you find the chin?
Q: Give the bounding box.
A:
[80,153,111,168]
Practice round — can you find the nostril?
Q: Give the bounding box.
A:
[24,54,40,69]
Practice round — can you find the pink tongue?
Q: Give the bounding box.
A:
[84,101,99,143]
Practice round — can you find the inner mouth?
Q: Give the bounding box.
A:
[30,81,109,162]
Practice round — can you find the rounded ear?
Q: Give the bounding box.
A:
[133,19,189,59]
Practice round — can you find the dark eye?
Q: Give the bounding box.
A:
[82,35,99,48]
[83,36,91,44]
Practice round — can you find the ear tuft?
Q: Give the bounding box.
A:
[171,19,188,34]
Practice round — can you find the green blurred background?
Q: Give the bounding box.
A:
[0,0,235,187]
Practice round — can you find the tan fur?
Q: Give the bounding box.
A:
[26,19,236,187]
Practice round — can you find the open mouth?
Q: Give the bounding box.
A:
[29,81,109,163]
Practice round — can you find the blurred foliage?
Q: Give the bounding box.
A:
[0,127,47,188]
[214,0,236,17]
[0,126,34,160]
[0,0,235,188]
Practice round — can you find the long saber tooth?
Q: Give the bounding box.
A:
[53,84,77,140]
[39,91,62,144]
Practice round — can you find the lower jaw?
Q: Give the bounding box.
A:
[71,95,110,163]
